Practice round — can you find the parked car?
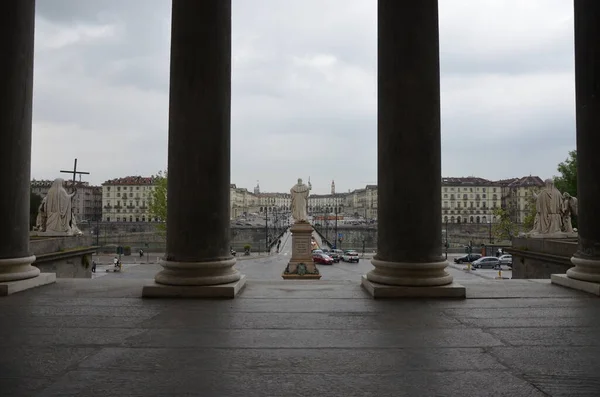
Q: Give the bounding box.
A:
[313,253,334,265]
[453,254,482,264]
[312,249,323,255]
[328,249,343,263]
[498,254,513,266]
[341,250,360,263]
[472,256,501,269]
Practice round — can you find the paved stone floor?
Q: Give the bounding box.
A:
[3,240,600,396]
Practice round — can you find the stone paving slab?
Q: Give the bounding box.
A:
[0,277,599,396]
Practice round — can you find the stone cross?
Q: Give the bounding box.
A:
[60,158,90,190]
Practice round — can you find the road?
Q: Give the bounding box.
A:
[93,239,509,281]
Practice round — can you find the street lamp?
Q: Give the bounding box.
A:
[445,218,448,260]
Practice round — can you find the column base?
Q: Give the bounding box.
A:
[143,275,246,299]
[0,255,40,282]
[0,273,56,296]
[551,274,600,296]
[361,275,465,298]
[366,258,454,286]
[153,258,242,286]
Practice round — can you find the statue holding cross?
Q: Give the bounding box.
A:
[60,158,90,194]
[33,159,89,236]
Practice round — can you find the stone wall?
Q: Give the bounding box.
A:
[73,221,512,254]
[30,235,96,278]
[507,237,578,279]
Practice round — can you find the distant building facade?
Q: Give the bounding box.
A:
[441,177,501,224]
[498,176,545,223]
[31,179,102,222]
[102,176,156,222]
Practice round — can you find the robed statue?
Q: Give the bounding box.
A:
[530,179,564,235]
[45,178,77,234]
[290,178,311,223]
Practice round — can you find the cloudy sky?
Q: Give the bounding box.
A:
[32,0,575,194]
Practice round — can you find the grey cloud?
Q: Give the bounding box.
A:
[29,0,577,194]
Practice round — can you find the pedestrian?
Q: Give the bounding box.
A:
[139,249,144,258]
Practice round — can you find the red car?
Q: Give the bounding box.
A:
[313,253,334,265]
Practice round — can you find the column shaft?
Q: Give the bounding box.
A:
[0,0,39,281]
[367,0,451,286]
[567,0,600,282]
[155,0,239,286]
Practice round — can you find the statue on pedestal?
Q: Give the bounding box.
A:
[34,178,82,236]
[290,178,311,223]
[528,179,577,238]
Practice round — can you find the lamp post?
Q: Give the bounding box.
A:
[445,218,448,260]
[265,208,268,254]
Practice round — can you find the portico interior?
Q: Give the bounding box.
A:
[1,0,599,299]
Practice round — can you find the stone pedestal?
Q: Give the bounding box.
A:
[282,222,321,280]
[507,237,578,279]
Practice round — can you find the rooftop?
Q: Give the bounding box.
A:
[102,176,155,186]
[508,175,545,188]
[442,177,493,186]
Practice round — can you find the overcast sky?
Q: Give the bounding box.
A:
[31,0,575,194]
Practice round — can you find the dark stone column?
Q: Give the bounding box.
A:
[0,0,40,282]
[366,0,452,286]
[567,0,600,282]
[153,0,240,286]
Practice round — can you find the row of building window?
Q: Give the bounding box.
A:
[443,187,498,193]
[105,217,159,222]
[105,186,151,192]
[444,215,496,224]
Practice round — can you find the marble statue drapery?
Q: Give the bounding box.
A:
[290,178,311,223]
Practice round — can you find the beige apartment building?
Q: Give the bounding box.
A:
[102,176,156,222]
[441,177,502,224]
[498,176,545,223]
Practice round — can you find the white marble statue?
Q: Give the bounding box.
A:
[562,192,578,233]
[45,178,77,235]
[290,178,311,223]
[35,196,47,232]
[530,179,564,235]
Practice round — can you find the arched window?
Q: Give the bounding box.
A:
[444,216,448,223]
[457,216,461,223]
[476,216,480,223]
[482,216,487,223]
[450,216,455,223]
[470,216,474,223]
[463,194,468,200]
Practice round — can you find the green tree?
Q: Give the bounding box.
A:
[553,150,577,197]
[522,193,537,231]
[148,170,167,231]
[30,192,42,229]
[492,207,518,241]
[553,150,577,228]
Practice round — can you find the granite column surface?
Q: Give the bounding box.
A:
[567,0,600,283]
[0,0,39,282]
[365,0,454,290]
[150,0,241,289]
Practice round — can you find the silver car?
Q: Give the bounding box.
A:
[498,254,512,266]
[472,256,501,269]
